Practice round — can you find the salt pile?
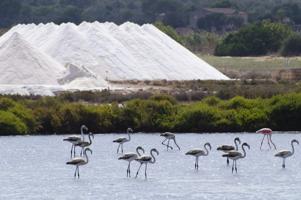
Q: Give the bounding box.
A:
[0,33,65,85]
[0,21,229,95]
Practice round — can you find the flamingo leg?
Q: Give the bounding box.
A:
[235,160,238,173]
[77,166,80,178]
[226,157,229,166]
[70,145,73,158]
[117,144,121,154]
[73,145,77,157]
[196,157,199,170]
[81,147,85,156]
[260,135,266,150]
[194,157,197,169]
[167,139,170,151]
[121,144,124,153]
[282,158,286,168]
[144,163,148,179]
[127,162,131,177]
[161,138,167,147]
[267,136,271,149]
[74,166,77,178]
[231,160,234,173]
[135,163,143,178]
[162,138,173,150]
[173,138,181,150]
[269,135,277,150]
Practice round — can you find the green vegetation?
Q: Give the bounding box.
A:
[155,22,221,53]
[0,93,301,135]
[281,34,301,56]
[197,13,243,32]
[1,0,301,29]
[215,21,293,56]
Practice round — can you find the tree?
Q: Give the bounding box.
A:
[0,0,22,27]
[281,34,301,56]
[215,21,293,56]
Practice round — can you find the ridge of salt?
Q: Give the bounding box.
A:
[0,32,65,85]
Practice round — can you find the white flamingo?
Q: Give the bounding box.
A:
[222,143,250,173]
[135,148,159,179]
[75,132,94,156]
[66,148,92,178]
[118,146,145,177]
[113,128,133,153]
[185,142,211,170]
[217,137,241,165]
[63,125,88,158]
[160,132,180,151]
[275,139,299,168]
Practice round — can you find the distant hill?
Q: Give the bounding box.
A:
[1,0,301,31]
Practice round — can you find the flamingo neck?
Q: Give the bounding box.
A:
[84,150,89,164]
[234,140,239,150]
[127,131,131,141]
[150,150,157,164]
[291,142,296,155]
[241,145,247,158]
[88,134,93,145]
[204,144,210,156]
[136,147,144,156]
[80,127,85,141]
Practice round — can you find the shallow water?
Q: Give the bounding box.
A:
[0,133,301,200]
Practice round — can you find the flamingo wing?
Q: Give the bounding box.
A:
[217,145,235,151]
[118,153,137,160]
[63,136,81,142]
[185,149,202,156]
[66,157,85,165]
[113,137,126,143]
[223,151,242,158]
[256,128,272,134]
[136,155,152,162]
[275,150,290,157]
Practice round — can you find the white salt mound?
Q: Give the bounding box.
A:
[0,33,65,85]
[0,21,229,95]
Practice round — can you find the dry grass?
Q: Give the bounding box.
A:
[200,55,301,79]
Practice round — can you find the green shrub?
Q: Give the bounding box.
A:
[0,111,28,135]
[281,34,301,56]
[215,21,293,56]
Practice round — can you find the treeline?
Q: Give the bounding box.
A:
[155,22,220,53]
[215,21,301,56]
[1,93,301,135]
[2,0,301,29]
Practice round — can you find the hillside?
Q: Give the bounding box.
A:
[2,0,301,29]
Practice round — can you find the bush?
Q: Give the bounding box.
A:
[215,21,293,56]
[281,34,301,56]
[0,93,301,134]
[0,111,28,135]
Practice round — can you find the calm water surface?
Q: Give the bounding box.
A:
[0,133,300,200]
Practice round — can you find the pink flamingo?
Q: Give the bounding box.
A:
[257,128,276,150]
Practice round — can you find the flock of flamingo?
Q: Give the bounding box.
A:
[63,126,299,179]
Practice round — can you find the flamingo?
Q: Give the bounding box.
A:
[66,148,92,178]
[275,139,299,168]
[222,143,250,173]
[217,137,241,166]
[135,148,159,179]
[257,128,277,150]
[160,132,180,151]
[75,132,94,156]
[63,125,88,158]
[113,128,133,153]
[118,146,145,177]
[185,142,211,170]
